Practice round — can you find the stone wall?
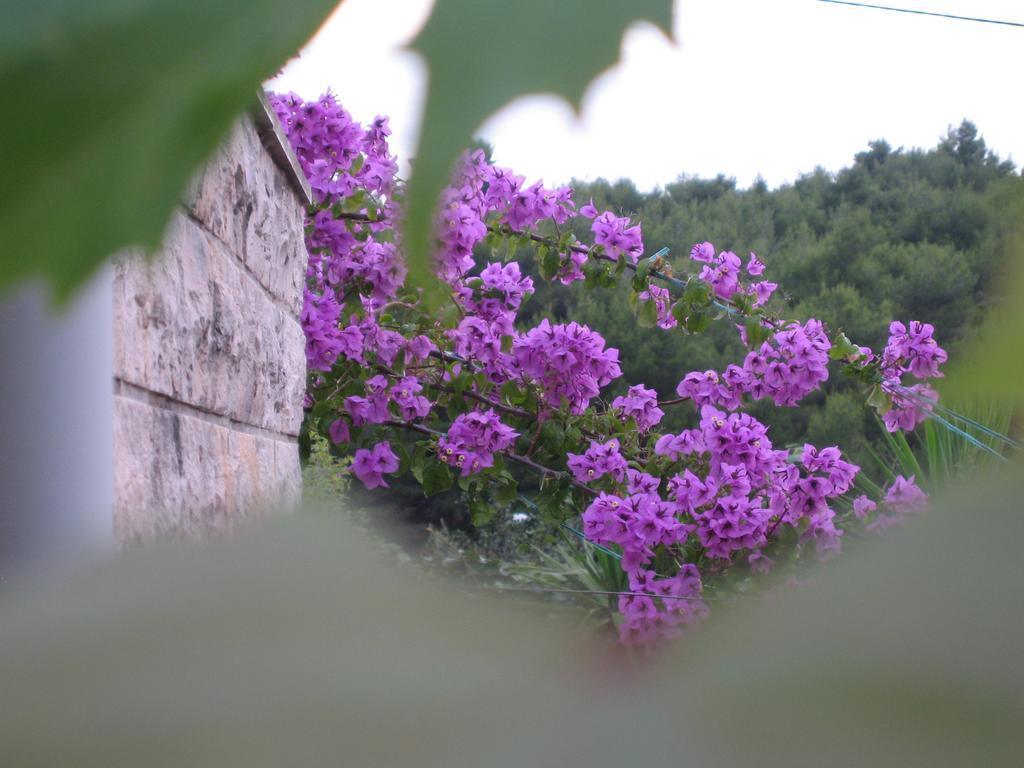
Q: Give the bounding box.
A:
[112,100,310,544]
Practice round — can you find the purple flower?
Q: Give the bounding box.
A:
[352,441,400,489]
[637,284,676,329]
[884,475,928,515]
[699,250,743,300]
[512,320,622,414]
[750,280,777,307]
[675,368,745,411]
[458,261,534,326]
[328,418,350,445]
[566,439,628,484]
[689,241,716,263]
[740,319,831,406]
[591,211,643,263]
[881,381,937,433]
[852,494,877,519]
[611,384,664,432]
[437,409,519,476]
[883,321,947,380]
[654,430,705,461]
[405,335,437,363]
[390,376,431,421]
[626,469,660,495]
[345,375,392,427]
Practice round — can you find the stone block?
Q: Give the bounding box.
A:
[114,395,300,544]
[113,212,306,437]
[185,115,307,314]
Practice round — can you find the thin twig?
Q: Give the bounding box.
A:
[384,419,598,496]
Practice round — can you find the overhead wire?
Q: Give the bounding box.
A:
[817,0,1024,28]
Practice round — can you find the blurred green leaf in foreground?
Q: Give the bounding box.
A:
[946,180,1024,414]
[0,0,337,300]
[403,0,674,304]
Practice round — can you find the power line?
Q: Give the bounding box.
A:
[817,0,1024,28]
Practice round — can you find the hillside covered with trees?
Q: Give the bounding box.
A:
[516,121,1020,470]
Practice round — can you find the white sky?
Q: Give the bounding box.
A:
[268,0,1022,190]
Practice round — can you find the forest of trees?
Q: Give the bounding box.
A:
[513,121,1021,471]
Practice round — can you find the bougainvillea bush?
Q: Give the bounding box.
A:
[272,91,945,645]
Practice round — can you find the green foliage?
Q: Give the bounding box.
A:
[502,534,627,626]
[302,431,352,505]
[520,121,1021,457]
[805,391,874,469]
[0,0,337,300]
[874,395,1017,493]
[424,513,626,629]
[403,0,673,305]
[945,178,1024,411]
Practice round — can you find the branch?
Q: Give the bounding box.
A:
[433,382,534,421]
[383,420,597,496]
[487,223,782,329]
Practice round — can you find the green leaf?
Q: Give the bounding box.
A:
[394,443,412,476]
[538,246,560,281]
[500,380,525,406]
[422,461,454,497]
[670,298,690,323]
[866,385,893,416]
[582,258,607,289]
[534,479,571,523]
[539,421,566,455]
[686,310,711,334]
[410,444,428,484]
[631,258,652,292]
[469,497,496,527]
[731,292,752,314]
[683,278,711,306]
[403,0,673,307]
[828,332,859,361]
[0,0,337,300]
[492,476,519,505]
[744,316,771,347]
[637,299,659,328]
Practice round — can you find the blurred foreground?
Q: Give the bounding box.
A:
[2,471,1022,766]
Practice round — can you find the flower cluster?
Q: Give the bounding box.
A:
[637,284,676,329]
[457,261,535,332]
[581,490,704,645]
[437,409,519,476]
[745,319,832,406]
[688,242,777,306]
[581,202,644,262]
[567,439,628,484]
[879,321,948,432]
[675,320,831,410]
[575,402,861,644]
[611,384,664,432]
[352,441,400,489]
[273,91,948,649]
[270,92,405,372]
[436,150,574,281]
[511,320,622,414]
[853,475,929,532]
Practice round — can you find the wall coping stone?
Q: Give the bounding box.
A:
[252,89,312,206]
